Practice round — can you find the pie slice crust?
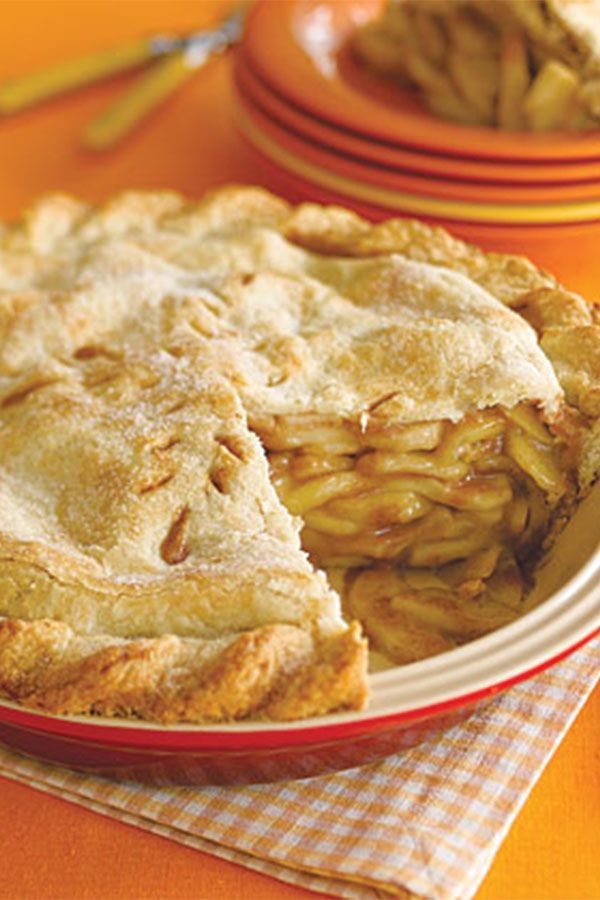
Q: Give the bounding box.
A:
[0,348,366,722]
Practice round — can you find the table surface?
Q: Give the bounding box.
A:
[0,3,598,899]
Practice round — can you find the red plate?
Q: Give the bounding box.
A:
[236,55,600,186]
[235,76,600,206]
[242,0,600,162]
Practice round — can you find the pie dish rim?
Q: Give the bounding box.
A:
[0,516,597,738]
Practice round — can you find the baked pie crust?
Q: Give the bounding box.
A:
[0,186,598,721]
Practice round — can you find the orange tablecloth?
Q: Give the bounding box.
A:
[0,3,598,899]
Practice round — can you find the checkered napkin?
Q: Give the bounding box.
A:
[0,639,598,900]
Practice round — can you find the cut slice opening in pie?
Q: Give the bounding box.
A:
[256,402,578,664]
[0,186,597,723]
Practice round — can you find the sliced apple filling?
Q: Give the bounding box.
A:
[253,404,575,664]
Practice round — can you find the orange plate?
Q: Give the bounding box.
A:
[236,55,600,186]
[235,69,600,205]
[235,91,600,224]
[243,0,600,163]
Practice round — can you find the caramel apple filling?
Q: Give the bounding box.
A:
[254,404,575,664]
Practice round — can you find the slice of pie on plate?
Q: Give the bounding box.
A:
[354,0,600,129]
[0,186,598,721]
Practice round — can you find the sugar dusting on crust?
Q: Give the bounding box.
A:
[0,188,566,424]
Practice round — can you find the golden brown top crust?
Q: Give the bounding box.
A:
[0,187,566,425]
[542,326,600,417]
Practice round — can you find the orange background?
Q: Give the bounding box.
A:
[0,2,598,899]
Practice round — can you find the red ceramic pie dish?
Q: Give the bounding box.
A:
[1,0,599,785]
[1,486,599,785]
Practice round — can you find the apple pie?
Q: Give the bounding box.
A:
[0,186,598,722]
[354,0,600,130]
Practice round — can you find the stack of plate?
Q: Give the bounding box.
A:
[234,0,600,294]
